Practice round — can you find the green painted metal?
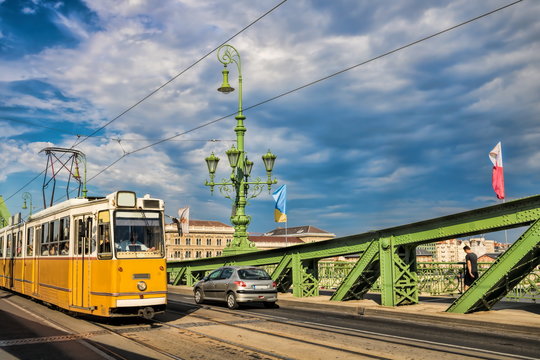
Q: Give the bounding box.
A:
[0,195,11,228]
[417,262,464,295]
[504,269,539,302]
[271,255,293,292]
[447,219,540,313]
[167,194,540,312]
[331,240,380,301]
[205,44,278,256]
[291,255,319,297]
[169,266,186,286]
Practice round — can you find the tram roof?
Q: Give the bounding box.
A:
[30,197,95,221]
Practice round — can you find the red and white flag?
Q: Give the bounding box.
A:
[489,142,505,199]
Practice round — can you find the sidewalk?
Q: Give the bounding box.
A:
[168,285,540,335]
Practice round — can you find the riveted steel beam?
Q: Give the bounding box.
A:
[167,195,540,309]
[447,219,540,313]
[331,240,380,301]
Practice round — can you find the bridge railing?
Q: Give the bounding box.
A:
[287,261,539,301]
[168,194,540,312]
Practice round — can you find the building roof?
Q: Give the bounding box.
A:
[479,252,502,260]
[264,225,333,237]
[249,236,304,244]
[416,248,433,256]
[188,220,231,228]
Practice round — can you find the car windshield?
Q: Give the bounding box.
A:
[238,269,272,280]
[114,211,164,258]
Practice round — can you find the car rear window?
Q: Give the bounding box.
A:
[238,269,271,280]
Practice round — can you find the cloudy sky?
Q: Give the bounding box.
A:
[0,0,538,241]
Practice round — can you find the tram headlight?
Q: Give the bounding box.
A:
[137,281,147,291]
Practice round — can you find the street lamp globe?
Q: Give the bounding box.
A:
[205,152,220,174]
[226,145,241,168]
[217,67,235,94]
[262,150,277,172]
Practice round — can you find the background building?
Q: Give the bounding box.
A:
[249,236,304,250]
[166,222,332,260]
[165,220,234,261]
[435,237,498,262]
[263,225,335,243]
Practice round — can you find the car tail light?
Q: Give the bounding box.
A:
[234,281,247,287]
[272,281,277,288]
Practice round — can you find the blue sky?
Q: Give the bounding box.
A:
[0,0,539,242]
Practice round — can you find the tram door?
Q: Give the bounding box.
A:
[71,216,93,310]
[6,233,13,288]
[32,226,41,295]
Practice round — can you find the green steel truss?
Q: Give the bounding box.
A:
[447,219,540,313]
[167,195,540,312]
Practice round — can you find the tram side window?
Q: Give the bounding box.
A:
[6,234,12,257]
[26,227,34,256]
[16,230,22,257]
[58,217,70,256]
[76,219,83,255]
[87,217,94,254]
[48,219,60,256]
[0,236,3,257]
[35,227,41,256]
[41,222,49,256]
[98,211,112,259]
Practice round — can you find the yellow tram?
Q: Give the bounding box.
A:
[0,191,167,319]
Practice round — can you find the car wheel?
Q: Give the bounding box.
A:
[263,302,278,309]
[226,292,239,310]
[194,288,204,304]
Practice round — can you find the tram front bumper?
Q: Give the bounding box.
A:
[116,297,166,307]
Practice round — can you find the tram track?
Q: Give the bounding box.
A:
[159,306,388,360]
[0,292,177,359]
[2,289,538,360]
[164,297,539,360]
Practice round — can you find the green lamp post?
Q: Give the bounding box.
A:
[205,44,278,255]
[22,192,33,217]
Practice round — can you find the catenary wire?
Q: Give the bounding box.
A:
[1,116,234,142]
[84,0,524,184]
[3,0,524,211]
[71,0,288,149]
[0,0,288,205]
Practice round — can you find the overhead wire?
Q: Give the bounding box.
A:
[0,116,234,142]
[84,0,524,184]
[71,0,289,149]
[1,0,288,206]
[3,0,524,211]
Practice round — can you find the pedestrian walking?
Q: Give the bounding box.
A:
[463,245,479,290]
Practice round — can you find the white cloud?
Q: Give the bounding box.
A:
[22,7,37,15]
[0,0,539,236]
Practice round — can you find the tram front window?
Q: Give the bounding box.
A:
[114,211,164,258]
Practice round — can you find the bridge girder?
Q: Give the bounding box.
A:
[167,195,540,312]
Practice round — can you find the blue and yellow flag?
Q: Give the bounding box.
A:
[272,185,287,222]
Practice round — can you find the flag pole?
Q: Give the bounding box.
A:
[489,142,507,244]
[285,220,288,246]
[503,198,508,244]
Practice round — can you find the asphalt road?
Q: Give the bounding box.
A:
[166,292,540,360]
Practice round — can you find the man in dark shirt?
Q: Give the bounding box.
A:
[463,245,478,290]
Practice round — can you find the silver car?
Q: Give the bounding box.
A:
[193,266,278,309]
